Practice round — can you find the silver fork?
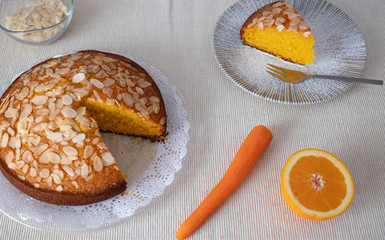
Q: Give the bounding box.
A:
[266,63,383,85]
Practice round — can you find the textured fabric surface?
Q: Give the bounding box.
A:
[0,0,385,239]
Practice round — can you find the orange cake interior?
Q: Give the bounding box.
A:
[241,1,315,65]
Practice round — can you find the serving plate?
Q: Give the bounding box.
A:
[0,52,190,232]
[212,0,367,104]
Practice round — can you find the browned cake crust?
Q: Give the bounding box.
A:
[0,50,167,205]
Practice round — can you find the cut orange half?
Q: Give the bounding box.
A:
[281,149,354,220]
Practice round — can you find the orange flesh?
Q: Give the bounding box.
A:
[289,156,347,212]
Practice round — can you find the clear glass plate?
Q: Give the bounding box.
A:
[0,52,190,232]
[212,0,367,104]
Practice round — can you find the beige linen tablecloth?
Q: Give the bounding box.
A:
[1,0,385,239]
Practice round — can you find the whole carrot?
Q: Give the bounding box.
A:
[176,125,273,240]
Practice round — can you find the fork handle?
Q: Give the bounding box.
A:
[314,75,383,85]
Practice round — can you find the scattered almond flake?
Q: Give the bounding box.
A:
[4,108,18,118]
[277,24,285,32]
[81,163,89,178]
[7,162,16,170]
[36,108,49,115]
[93,90,103,102]
[5,151,14,165]
[72,181,79,189]
[103,78,115,87]
[52,172,62,184]
[31,95,49,105]
[39,168,50,178]
[76,107,86,116]
[47,151,61,163]
[90,78,104,89]
[93,156,103,172]
[123,93,134,107]
[139,81,152,88]
[7,127,15,137]
[62,165,75,177]
[61,106,77,118]
[60,94,72,105]
[22,150,33,162]
[22,164,29,174]
[84,145,94,159]
[72,73,85,83]
[1,133,9,148]
[55,185,63,192]
[102,152,115,166]
[29,167,37,177]
[72,133,85,144]
[63,146,78,156]
[34,143,48,156]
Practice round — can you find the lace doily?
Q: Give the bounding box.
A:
[0,52,190,232]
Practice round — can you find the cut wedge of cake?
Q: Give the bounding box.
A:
[241,1,315,65]
[0,50,167,205]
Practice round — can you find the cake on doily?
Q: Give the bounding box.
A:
[240,1,315,64]
[0,50,167,205]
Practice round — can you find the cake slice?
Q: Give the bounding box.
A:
[240,1,315,65]
[0,51,167,205]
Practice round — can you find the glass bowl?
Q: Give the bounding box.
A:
[0,0,73,45]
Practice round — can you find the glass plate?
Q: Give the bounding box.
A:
[0,52,190,232]
[212,0,367,104]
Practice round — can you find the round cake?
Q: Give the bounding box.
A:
[0,50,167,205]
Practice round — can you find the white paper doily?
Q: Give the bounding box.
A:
[0,52,190,232]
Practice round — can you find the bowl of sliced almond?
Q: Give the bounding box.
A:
[0,0,73,45]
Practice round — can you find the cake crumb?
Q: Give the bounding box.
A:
[129,191,133,195]
[124,174,128,179]
[133,137,141,143]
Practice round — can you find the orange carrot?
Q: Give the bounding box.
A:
[175,125,273,240]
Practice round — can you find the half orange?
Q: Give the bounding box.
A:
[281,149,354,220]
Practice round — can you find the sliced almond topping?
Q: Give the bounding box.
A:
[22,164,29,174]
[15,161,25,169]
[103,78,115,87]
[31,95,48,105]
[22,150,33,163]
[63,146,78,156]
[1,133,9,148]
[139,81,152,88]
[72,73,85,83]
[123,93,134,107]
[35,143,48,156]
[7,162,16,170]
[81,163,89,178]
[62,165,75,177]
[47,151,61,164]
[5,151,14,165]
[93,156,103,172]
[52,173,62,184]
[76,107,86,116]
[102,152,115,166]
[84,145,94,159]
[47,132,63,142]
[40,168,50,178]
[36,109,50,115]
[55,185,63,192]
[72,181,79,189]
[72,133,86,144]
[62,95,73,105]
[4,108,18,118]
[61,106,77,118]
[19,104,33,120]
[29,167,37,177]
[90,79,104,89]
[34,183,40,189]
